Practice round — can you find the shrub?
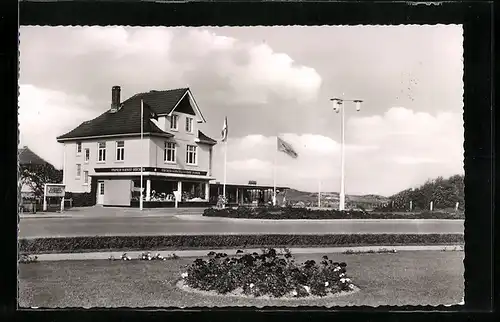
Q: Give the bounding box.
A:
[65,192,95,207]
[182,248,353,298]
[19,254,38,264]
[18,234,465,254]
[203,206,464,220]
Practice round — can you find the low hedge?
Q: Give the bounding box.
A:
[203,206,465,220]
[65,192,96,207]
[19,234,464,254]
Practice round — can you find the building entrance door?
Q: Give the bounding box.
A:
[97,181,105,205]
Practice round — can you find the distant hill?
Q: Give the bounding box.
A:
[284,189,389,210]
[380,174,464,211]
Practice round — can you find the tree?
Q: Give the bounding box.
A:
[385,174,464,211]
[20,163,63,199]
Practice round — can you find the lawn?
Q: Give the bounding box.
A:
[18,250,464,308]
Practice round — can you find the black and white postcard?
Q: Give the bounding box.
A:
[18,24,466,308]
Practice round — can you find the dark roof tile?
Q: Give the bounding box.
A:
[56,88,189,141]
[19,146,50,165]
[197,130,217,145]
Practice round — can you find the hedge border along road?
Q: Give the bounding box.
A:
[203,207,465,220]
[19,234,464,254]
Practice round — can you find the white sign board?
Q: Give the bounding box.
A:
[43,183,66,212]
[44,184,66,197]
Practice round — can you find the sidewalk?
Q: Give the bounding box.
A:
[19,207,205,219]
[28,244,464,261]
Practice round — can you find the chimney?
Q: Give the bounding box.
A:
[110,86,121,113]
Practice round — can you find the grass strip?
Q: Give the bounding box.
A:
[203,207,465,220]
[19,234,464,254]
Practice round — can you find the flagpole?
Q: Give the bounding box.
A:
[223,140,227,207]
[273,136,277,206]
[140,99,144,211]
[318,179,321,209]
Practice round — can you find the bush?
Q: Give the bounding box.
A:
[19,254,38,264]
[203,206,464,220]
[182,248,354,297]
[64,177,97,207]
[18,234,465,254]
[65,192,95,207]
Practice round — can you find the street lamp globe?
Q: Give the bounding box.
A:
[354,100,363,112]
[330,98,342,113]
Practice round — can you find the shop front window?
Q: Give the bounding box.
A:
[182,182,206,201]
[131,179,178,202]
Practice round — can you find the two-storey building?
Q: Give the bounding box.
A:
[57,86,217,208]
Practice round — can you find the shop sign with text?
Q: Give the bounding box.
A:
[94,167,207,176]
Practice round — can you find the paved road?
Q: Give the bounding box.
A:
[19,215,464,238]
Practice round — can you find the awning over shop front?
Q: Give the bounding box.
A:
[93,167,215,181]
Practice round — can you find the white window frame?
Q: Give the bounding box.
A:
[186,145,197,165]
[76,142,82,155]
[97,142,106,163]
[76,164,82,179]
[185,116,194,133]
[99,181,105,195]
[116,141,125,162]
[84,148,90,163]
[170,114,179,131]
[164,142,176,163]
[83,171,89,185]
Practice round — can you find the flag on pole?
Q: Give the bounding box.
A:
[221,116,228,142]
[221,117,228,207]
[273,136,298,206]
[140,99,145,210]
[277,137,298,158]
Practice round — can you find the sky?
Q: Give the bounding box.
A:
[18,25,464,196]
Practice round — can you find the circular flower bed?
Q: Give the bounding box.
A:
[179,248,358,298]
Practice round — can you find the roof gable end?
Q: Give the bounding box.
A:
[168,89,207,123]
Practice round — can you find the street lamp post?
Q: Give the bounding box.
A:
[330,97,363,211]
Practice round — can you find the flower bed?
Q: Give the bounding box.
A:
[203,206,464,220]
[18,234,464,254]
[181,248,356,298]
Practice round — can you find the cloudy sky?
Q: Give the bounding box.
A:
[18,25,464,196]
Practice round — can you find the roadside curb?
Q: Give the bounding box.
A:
[19,213,191,219]
[176,215,464,223]
[28,245,464,262]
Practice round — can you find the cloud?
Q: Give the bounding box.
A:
[212,107,463,195]
[18,85,97,169]
[19,27,322,110]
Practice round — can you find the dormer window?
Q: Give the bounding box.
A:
[170,114,179,131]
[185,117,194,133]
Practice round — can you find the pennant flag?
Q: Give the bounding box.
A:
[277,137,298,158]
[221,117,228,142]
[143,100,159,121]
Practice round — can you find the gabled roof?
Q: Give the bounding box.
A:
[57,88,199,142]
[18,146,50,165]
[127,88,189,115]
[197,130,217,145]
[127,88,206,122]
